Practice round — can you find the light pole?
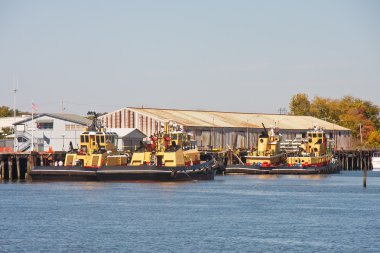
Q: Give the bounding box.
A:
[13,81,18,152]
[61,133,66,151]
[247,119,249,149]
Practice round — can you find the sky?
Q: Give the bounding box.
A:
[0,0,379,116]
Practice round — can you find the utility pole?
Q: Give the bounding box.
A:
[246,119,249,149]
[13,79,18,152]
[278,108,287,115]
[61,100,66,113]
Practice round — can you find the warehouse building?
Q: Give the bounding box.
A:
[99,107,352,150]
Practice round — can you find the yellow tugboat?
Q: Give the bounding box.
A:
[97,119,215,181]
[226,124,286,174]
[30,112,215,181]
[270,125,339,174]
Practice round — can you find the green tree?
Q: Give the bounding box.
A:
[0,127,13,139]
[289,93,311,115]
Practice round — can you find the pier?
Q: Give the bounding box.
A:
[0,149,378,181]
[335,149,377,171]
[0,151,66,180]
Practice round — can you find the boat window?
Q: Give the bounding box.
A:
[101,136,105,143]
[81,145,87,153]
[318,133,322,138]
[96,136,100,144]
[308,133,312,137]
[81,135,85,143]
[85,135,89,143]
[312,133,317,138]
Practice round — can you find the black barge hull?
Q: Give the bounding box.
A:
[29,166,97,181]
[29,160,215,181]
[226,163,340,175]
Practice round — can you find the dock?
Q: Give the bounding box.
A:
[335,149,377,171]
[0,151,66,180]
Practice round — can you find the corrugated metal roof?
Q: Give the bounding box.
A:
[14,113,91,126]
[128,107,350,131]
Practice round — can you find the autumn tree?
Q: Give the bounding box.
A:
[289,94,380,146]
[0,106,24,118]
[289,93,311,116]
[0,106,13,117]
[310,96,340,122]
[368,130,380,147]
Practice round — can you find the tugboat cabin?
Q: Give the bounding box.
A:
[79,130,118,155]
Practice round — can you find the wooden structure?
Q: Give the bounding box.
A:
[0,151,66,181]
[335,149,378,171]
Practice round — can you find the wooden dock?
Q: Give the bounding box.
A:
[0,151,66,181]
[335,149,377,171]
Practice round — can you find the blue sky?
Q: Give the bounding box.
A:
[0,0,379,115]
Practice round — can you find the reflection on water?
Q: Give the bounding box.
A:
[1,172,380,253]
[284,174,329,180]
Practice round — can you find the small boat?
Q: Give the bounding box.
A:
[226,124,287,174]
[277,125,339,174]
[30,112,215,181]
[372,152,380,172]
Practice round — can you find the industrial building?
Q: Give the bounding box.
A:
[99,107,352,150]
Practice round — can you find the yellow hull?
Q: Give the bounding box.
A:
[287,154,332,166]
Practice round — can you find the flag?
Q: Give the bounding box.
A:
[43,133,50,145]
[32,102,38,112]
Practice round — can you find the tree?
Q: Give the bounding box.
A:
[310,96,340,122]
[289,93,311,115]
[0,127,13,139]
[288,94,380,147]
[368,130,380,147]
[0,106,13,117]
[0,105,24,118]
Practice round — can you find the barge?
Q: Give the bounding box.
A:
[30,112,215,181]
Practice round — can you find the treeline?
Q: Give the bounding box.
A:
[0,106,24,118]
[0,106,24,138]
[289,94,380,147]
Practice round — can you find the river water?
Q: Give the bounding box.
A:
[1,171,380,253]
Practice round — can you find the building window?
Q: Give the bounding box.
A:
[65,124,85,131]
[36,122,53,129]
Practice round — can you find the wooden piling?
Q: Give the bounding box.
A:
[0,161,3,180]
[16,157,21,179]
[8,157,13,180]
[363,161,367,188]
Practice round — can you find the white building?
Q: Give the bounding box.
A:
[14,113,91,152]
[108,128,146,151]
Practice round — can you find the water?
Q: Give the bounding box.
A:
[1,171,380,253]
